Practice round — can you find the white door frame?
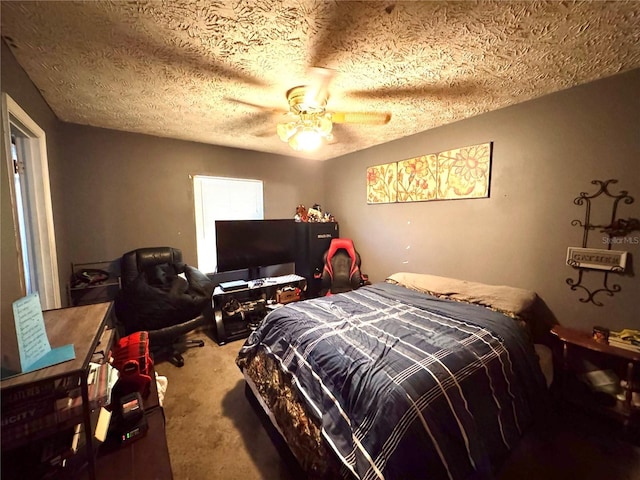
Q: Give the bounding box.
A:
[1,92,61,309]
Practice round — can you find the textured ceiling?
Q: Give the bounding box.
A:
[2,1,639,161]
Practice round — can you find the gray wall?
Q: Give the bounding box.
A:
[55,124,325,273]
[325,69,640,332]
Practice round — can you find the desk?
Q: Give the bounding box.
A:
[212,274,307,345]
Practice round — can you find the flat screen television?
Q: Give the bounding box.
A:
[215,219,296,278]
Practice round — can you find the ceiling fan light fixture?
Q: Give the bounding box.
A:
[276,80,389,152]
[290,127,323,151]
[277,122,296,141]
[277,112,334,152]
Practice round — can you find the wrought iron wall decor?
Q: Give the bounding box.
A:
[566,179,638,306]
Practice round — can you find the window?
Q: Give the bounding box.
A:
[193,175,263,274]
[2,93,61,309]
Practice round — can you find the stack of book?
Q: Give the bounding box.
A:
[1,362,118,472]
[608,329,640,353]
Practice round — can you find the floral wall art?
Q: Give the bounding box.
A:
[366,142,492,204]
[397,154,438,202]
[366,162,398,204]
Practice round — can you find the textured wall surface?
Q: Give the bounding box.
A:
[2,0,639,160]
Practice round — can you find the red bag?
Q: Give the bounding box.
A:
[111,331,153,397]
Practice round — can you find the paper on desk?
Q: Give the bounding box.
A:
[12,293,75,373]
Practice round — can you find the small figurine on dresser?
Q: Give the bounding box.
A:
[592,326,610,344]
[294,204,308,222]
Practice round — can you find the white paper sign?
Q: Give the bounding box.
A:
[12,293,51,370]
[9,293,75,375]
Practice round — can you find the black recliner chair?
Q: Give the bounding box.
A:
[115,247,214,367]
[319,238,369,296]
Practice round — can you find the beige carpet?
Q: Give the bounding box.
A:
[156,328,640,480]
[155,328,294,480]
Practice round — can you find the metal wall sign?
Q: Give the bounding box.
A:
[566,247,627,272]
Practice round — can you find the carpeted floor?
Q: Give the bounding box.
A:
[156,328,640,480]
[156,328,294,480]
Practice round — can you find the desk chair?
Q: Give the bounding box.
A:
[319,238,369,296]
[116,247,213,367]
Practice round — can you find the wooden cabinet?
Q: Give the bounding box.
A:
[1,302,116,479]
[1,302,173,479]
[551,325,639,430]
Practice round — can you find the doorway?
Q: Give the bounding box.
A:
[1,93,61,309]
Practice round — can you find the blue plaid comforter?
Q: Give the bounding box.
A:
[238,282,547,480]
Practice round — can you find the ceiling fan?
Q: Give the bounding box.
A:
[113,2,478,154]
[228,67,392,152]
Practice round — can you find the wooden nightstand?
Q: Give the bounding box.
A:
[551,325,639,430]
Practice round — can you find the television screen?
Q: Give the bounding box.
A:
[215,219,296,275]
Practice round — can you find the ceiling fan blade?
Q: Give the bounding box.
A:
[222,111,276,132]
[307,2,353,68]
[306,67,336,107]
[118,27,267,87]
[224,97,288,114]
[328,123,358,144]
[346,81,479,100]
[252,127,276,138]
[330,111,392,125]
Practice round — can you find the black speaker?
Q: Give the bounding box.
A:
[294,222,339,298]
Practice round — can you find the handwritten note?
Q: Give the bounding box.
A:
[12,293,51,370]
[11,293,75,374]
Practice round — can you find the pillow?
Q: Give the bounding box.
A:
[386,272,537,316]
[144,263,178,286]
[184,265,215,297]
[386,272,558,344]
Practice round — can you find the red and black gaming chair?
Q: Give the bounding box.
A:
[319,238,368,296]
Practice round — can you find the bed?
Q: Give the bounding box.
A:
[236,273,554,480]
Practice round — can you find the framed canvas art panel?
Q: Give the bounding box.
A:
[437,142,492,200]
[367,162,398,204]
[397,154,438,202]
[366,142,492,205]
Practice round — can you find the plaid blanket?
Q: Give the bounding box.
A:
[238,282,547,480]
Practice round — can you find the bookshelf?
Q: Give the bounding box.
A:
[1,302,116,479]
[67,260,121,306]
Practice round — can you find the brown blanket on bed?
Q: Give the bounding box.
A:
[387,272,537,315]
[387,272,557,343]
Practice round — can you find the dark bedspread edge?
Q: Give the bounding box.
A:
[239,348,348,479]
